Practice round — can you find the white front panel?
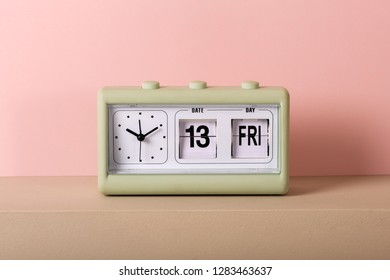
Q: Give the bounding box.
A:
[108,105,279,174]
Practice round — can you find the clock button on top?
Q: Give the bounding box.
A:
[189,80,207,89]
[142,81,160,89]
[241,81,259,90]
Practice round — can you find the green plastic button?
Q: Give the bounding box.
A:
[189,81,207,89]
[241,81,259,90]
[142,81,160,90]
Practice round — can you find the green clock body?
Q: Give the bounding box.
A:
[98,81,289,195]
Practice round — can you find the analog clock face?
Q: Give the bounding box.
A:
[108,105,278,174]
[112,110,168,164]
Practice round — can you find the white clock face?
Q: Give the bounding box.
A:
[112,110,168,164]
[108,105,278,174]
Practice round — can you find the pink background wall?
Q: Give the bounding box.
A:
[1,0,389,176]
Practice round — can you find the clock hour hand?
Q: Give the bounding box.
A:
[126,128,139,138]
[143,126,159,138]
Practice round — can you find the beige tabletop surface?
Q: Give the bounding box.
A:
[1,175,389,259]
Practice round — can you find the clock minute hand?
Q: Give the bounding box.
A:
[126,128,139,138]
[143,127,159,138]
